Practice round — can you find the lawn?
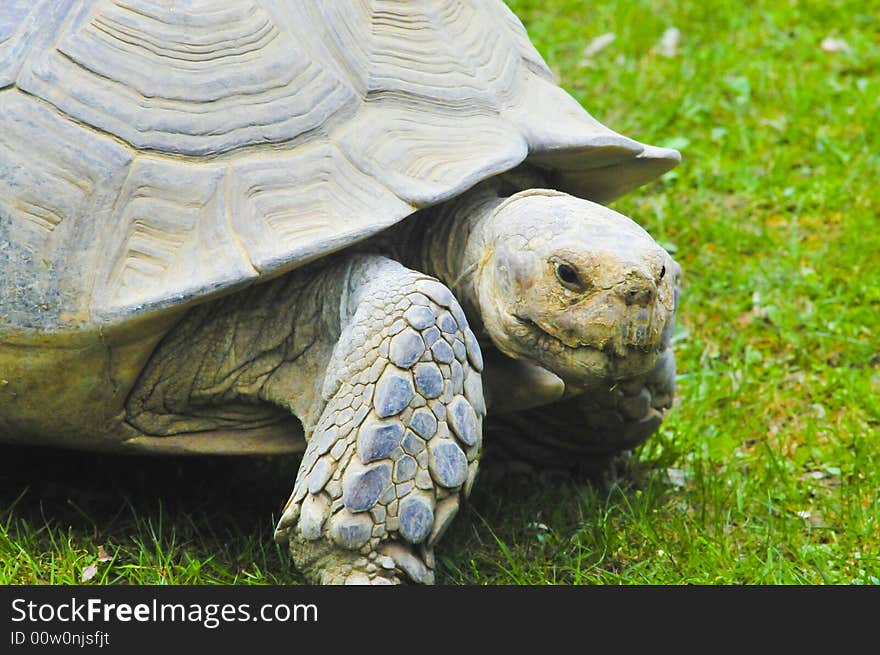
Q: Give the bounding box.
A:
[1,0,877,585]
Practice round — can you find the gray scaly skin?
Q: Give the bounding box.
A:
[128,180,679,584]
[275,259,483,584]
[483,348,676,477]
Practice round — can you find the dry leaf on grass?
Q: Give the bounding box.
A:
[81,564,98,582]
[821,37,851,54]
[657,27,681,58]
[582,32,616,58]
[666,468,687,489]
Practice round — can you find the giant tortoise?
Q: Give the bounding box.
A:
[0,0,681,584]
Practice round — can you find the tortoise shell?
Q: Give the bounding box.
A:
[0,0,678,335]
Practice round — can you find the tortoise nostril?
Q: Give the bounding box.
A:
[618,278,656,306]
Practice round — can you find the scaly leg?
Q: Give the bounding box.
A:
[484,348,676,477]
[274,257,485,584]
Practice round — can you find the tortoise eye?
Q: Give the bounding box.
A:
[658,265,666,281]
[554,262,582,289]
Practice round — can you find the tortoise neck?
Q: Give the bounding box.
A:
[390,183,505,329]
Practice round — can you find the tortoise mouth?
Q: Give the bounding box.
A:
[513,314,662,382]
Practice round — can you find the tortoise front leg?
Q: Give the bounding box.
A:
[484,348,676,478]
[274,256,485,584]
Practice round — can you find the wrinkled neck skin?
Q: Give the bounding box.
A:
[383,175,679,397]
[382,181,503,332]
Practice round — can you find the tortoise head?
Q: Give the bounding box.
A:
[473,189,680,388]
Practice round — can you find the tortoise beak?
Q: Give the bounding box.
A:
[533,284,667,354]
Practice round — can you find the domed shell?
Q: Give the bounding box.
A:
[0,0,679,335]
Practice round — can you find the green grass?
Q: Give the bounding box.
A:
[2,0,878,585]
